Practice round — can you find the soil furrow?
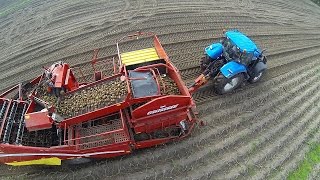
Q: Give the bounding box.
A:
[222,91,320,179]
[271,130,320,180]
[182,71,320,180]
[250,112,320,180]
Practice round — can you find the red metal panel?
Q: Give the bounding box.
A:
[153,35,169,60]
[131,95,190,119]
[134,114,196,149]
[25,111,53,131]
[52,64,67,88]
[135,137,174,149]
[133,108,188,133]
[168,68,188,95]
[64,68,79,91]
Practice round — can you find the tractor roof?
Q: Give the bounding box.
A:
[225,30,260,54]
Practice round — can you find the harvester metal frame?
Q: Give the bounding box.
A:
[0,32,197,166]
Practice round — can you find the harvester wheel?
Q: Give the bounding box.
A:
[64,157,92,165]
[248,70,264,83]
[214,73,244,94]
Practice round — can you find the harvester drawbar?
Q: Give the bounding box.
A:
[0,30,266,166]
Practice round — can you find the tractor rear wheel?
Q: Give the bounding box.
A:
[214,73,244,94]
[200,55,210,71]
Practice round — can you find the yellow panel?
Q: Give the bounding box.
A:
[121,48,154,56]
[6,157,61,166]
[121,48,159,66]
[124,55,159,63]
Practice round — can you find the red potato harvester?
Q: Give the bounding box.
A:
[0,32,199,166]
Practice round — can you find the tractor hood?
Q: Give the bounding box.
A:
[205,43,223,59]
[225,30,261,58]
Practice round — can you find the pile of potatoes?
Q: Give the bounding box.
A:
[158,75,180,95]
[57,80,127,118]
[36,85,58,105]
[37,79,127,118]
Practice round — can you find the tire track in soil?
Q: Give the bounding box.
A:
[219,84,320,179]
[0,11,312,67]
[177,65,320,179]
[248,110,320,180]
[271,131,320,180]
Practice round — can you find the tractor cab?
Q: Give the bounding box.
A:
[221,30,261,65]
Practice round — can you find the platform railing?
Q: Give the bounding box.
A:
[63,111,130,150]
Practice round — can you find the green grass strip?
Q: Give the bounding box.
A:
[0,0,33,18]
[288,143,320,180]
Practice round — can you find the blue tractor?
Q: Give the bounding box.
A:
[190,30,267,94]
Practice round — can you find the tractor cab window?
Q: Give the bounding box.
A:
[222,39,241,62]
[222,38,254,65]
[240,52,253,65]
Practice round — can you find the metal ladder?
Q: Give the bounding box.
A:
[0,101,8,124]
[15,103,28,144]
[2,102,18,143]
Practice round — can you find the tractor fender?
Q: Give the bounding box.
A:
[220,61,247,79]
[205,43,223,59]
[253,61,267,74]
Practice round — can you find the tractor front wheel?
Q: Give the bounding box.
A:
[248,70,265,83]
[214,73,244,94]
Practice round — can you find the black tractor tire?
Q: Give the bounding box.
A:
[200,56,210,71]
[214,73,244,94]
[248,70,265,83]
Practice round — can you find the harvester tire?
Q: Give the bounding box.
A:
[214,73,244,94]
[64,157,92,165]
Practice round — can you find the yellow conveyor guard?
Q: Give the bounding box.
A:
[121,48,159,66]
[6,157,61,166]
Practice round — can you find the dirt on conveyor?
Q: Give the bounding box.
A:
[37,79,127,118]
[158,74,180,95]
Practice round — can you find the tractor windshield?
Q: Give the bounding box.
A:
[222,38,253,65]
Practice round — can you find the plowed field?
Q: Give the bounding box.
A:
[1,0,320,179]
